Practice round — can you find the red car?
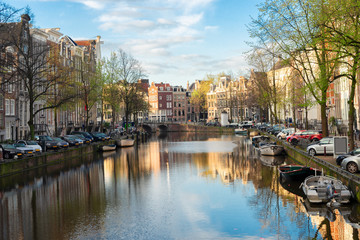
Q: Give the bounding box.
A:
[287,130,322,145]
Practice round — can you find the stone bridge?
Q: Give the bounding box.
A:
[139,122,232,133]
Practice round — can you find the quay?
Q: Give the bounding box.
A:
[259,130,360,202]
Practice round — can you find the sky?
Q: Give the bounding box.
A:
[11,0,263,87]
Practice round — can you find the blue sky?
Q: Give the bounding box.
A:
[11,0,263,87]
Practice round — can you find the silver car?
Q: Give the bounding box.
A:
[307,137,334,156]
[341,154,360,173]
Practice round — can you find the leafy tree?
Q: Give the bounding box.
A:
[190,78,212,121]
[248,0,343,137]
[323,0,360,149]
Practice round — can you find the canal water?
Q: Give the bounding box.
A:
[1,133,360,239]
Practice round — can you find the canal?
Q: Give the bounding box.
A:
[1,132,360,239]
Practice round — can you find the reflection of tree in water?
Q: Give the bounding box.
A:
[247,164,316,238]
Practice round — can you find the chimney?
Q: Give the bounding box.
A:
[21,14,30,23]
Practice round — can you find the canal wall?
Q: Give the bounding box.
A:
[166,124,234,133]
[0,143,97,178]
[260,131,360,202]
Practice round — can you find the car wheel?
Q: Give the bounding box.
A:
[308,148,316,156]
[4,153,9,159]
[346,162,358,174]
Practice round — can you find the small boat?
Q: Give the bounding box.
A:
[301,175,352,204]
[249,131,259,137]
[259,143,284,156]
[99,144,117,152]
[279,165,322,182]
[119,139,135,147]
[251,135,270,148]
[234,128,247,135]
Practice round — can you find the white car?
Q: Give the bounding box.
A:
[277,128,295,139]
[17,140,42,153]
[307,137,334,156]
[13,143,35,156]
[341,154,360,173]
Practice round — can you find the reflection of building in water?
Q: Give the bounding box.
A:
[0,163,106,239]
[276,177,360,239]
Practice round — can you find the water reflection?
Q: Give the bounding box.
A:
[0,133,359,239]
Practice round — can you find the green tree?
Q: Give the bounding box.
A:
[248,0,343,137]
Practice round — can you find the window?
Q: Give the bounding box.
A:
[0,95,3,110]
[159,96,162,100]
[10,99,14,115]
[5,99,9,115]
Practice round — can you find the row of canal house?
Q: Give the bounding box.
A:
[0,14,103,141]
[205,58,360,131]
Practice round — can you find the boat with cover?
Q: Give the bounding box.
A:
[259,143,284,156]
[278,165,322,182]
[251,135,270,148]
[301,175,352,204]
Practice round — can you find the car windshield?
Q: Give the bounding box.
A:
[14,143,26,147]
[41,136,53,141]
[27,141,38,145]
[53,137,62,141]
[2,144,16,149]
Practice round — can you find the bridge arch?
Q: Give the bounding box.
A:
[158,124,168,132]
[141,124,153,133]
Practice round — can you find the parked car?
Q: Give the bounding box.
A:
[17,140,42,153]
[63,135,85,146]
[36,135,59,151]
[257,123,271,132]
[341,154,360,173]
[89,132,106,141]
[99,132,111,140]
[276,128,295,139]
[52,137,70,149]
[267,124,285,135]
[240,121,254,129]
[13,143,35,157]
[71,131,94,142]
[225,123,239,128]
[73,134,91,144]
[287,130,322,145]
[307,137,334,156]
[336,148,360,166]
[0,144,23,159]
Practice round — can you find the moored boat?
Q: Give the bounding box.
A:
[251,135,270,148]
[279,165,322,182]
[301,175,352,204]
[99,144,117,152]
[234,128,247,135]
[119,139,135,147]
[259,144,284,156]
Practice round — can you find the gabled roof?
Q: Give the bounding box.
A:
[75,40,95,46]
